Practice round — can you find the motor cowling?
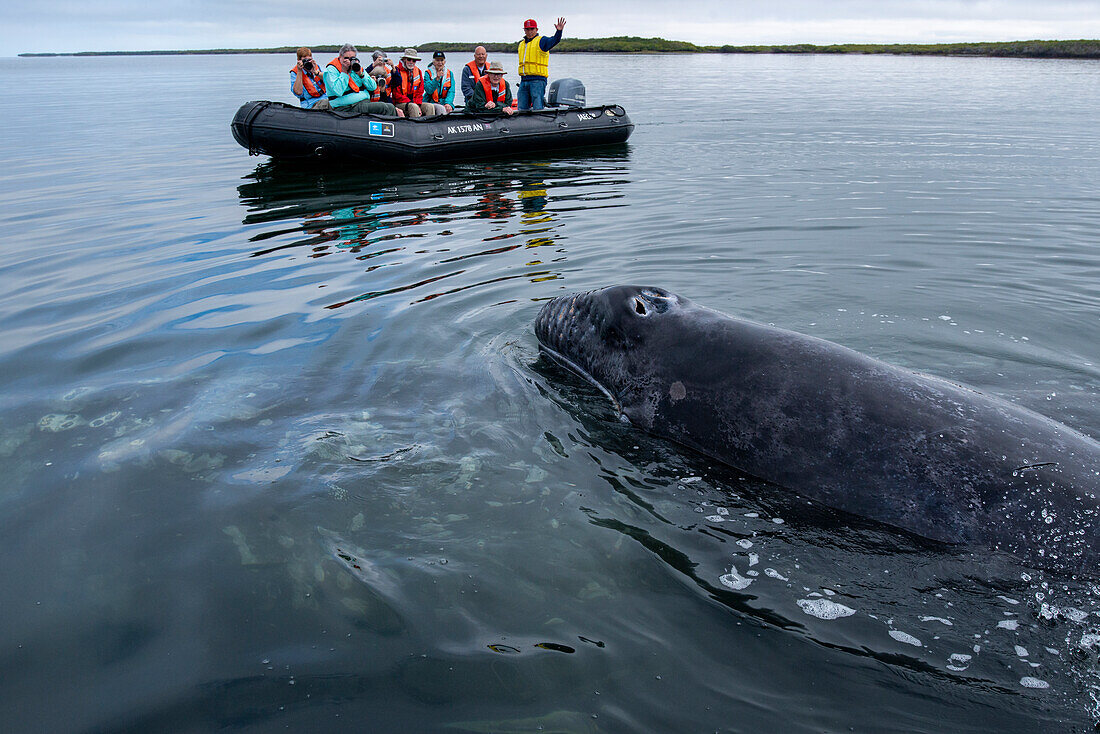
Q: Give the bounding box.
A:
[547,78,586,108]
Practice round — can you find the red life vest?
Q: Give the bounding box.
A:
[429,67,452,103]
[465,60,487,86]
[326,57,361,95]
[393,65,423,104]
[479,76,508,106]
[291,66,325,98]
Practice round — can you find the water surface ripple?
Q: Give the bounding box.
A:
[1,53,1099,733]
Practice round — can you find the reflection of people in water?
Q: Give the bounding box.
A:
[518,183,548,214]
[475,191,514,220]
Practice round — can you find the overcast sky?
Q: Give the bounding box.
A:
[6,1,1100,56]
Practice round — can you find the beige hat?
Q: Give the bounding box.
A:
[487,61,506,75]
[401,48,421,60]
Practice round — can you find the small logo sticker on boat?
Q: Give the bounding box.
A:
[369,121,395,137]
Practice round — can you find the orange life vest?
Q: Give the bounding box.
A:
[292,66,325,98]
[429,67,452,103]
[479,76,507,105]
[466,60,487,86]
[326,57,361,95]
[393,65,423,104]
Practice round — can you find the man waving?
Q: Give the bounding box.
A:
[517,17,565,111]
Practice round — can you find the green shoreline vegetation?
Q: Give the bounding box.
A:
[18,37,1100,59]
[19,37,1100,59]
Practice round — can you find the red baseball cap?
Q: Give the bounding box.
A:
[523,19,538,29]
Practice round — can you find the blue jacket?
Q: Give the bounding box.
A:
[423,66,456,106]
[323,63,378,108]
[290,68,326,109]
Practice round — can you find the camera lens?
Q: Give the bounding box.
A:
[302,60,312,71]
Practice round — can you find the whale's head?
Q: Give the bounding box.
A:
[535,286,687,423]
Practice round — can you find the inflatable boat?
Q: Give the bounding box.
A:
[231,79,633,163]
[232,101,633,163]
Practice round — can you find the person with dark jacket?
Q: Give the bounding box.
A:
[467,61,515,115]
[460,46,490,106]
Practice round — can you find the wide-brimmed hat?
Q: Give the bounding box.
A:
[487,61,507,75]
[401,48,421,60]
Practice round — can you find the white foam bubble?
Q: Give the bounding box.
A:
[920,616,953,626]
[1015,645,1029,658]
[720,566,753,590]
[797,598,856,620]
[764,568,789,581]
[889,630,922,647]
[736,539,753,549]
[1020,677,1049,689]
[997,620,1019,631]
[946,653,972,671]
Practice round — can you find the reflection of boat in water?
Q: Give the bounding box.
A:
[231,101,634,163]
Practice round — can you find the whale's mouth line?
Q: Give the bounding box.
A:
[538,344,623,416]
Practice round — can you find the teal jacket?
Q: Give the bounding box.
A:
[423,66,456,106]
[323,63,378,108]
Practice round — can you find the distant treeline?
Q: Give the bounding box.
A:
[19,37,1100,59]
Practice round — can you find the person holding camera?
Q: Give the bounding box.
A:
[323,44,401,116]
[369,51,396,103]
[291,47,329,110]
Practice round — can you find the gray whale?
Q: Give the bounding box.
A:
[535,285,1100,574]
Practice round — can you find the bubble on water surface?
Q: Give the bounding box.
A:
[1019,677,1049,689]
[797,598,855,620]
[889,630,922,647]
[946,653,972,671]
[720,565,753,590]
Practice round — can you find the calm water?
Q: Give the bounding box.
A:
[3,52,1100,732]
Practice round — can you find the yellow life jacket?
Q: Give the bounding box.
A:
[518,36,549,77]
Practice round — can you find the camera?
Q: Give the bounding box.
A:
[350,59,362,74]
[301,59,313,72]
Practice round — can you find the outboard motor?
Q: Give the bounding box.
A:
[547,78,586,108]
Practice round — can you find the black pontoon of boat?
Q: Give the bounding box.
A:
[231,80,633,163]
[232,101,633,163]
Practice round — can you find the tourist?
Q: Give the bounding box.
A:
[291,47,328,110]
[517,17,565,111]
[467,61,515,115]
[461,46,490,106]
[389,49,438,118]
[324,44,400,116]
[369,51,395,103]
[424,51,455,114]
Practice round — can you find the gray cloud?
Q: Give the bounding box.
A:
[5,1,1100,55]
